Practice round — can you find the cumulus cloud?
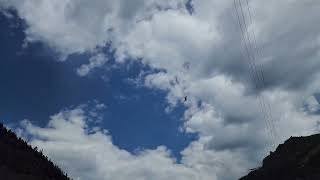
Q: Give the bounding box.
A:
[77,53,108,76]
[2,0,320,89]
[20,101,317,180]
[19,106,217,180]
[3,0,320,179]
[0,0,187,59]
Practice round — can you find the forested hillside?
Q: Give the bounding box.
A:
[0,123,71,180]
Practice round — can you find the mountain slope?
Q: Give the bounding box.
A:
[0,123,71,180]
[240,134,320,180]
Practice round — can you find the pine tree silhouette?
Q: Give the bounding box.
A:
[0,123,72,180]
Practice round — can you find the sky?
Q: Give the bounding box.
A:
[1,0,320,180]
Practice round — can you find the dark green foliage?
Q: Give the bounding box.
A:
[0,123,72,180]
[240,134,320,180]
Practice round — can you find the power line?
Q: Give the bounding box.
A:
[237,0,277,142]
[244,0,278,140]
[234,0,277,147]
[239,0,278,146]
[241,0,278,146]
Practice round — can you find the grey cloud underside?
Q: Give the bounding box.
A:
[2,0,319,92]
[195,1,320,93]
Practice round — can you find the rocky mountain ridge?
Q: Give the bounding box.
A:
[240,134,320,180]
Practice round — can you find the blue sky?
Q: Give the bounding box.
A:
[0,11,196,159]
[1,1,320,180]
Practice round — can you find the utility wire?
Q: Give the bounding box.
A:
[244,0,278,141]
[239,0,278,146]
[238,0,277,142]
[234,0,277,147]
[240,0,278,146]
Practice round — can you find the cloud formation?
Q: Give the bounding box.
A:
[2,0,320,179]
[76,53,108,76]
[19,106,217,180]
[0,0,187,58]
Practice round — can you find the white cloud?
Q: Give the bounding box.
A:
[77,53,108,76]
[19,107,217,180]
[0,0,188,59]
[3,0,320,179]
